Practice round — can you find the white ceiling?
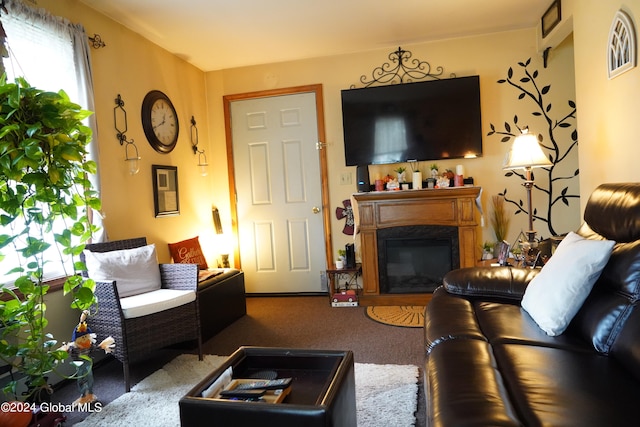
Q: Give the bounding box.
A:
[79,0,551,72]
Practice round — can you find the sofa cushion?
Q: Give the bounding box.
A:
[474,301,593,353]
[426,339,521,426]
[443,266,538,301]
[569,239,640,354]
[582,182,640,243]
[493,343,640,426]
[119,288,196,319]
[84,244,162,298]
[168,236,208,270]
[425,286,486,352]
[521,232,615,336]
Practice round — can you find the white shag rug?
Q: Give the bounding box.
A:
[75,354,418,427]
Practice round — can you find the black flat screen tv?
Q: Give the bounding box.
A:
[341,75,482,166]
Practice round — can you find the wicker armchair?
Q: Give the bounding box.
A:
[82,237,203,392]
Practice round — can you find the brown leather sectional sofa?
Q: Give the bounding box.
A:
[424,183,640,426]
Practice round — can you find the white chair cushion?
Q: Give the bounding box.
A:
[521,231,615,336]
[119,288,196,319]
[84,244,161,298]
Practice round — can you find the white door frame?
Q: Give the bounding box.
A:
[223,84,333,273]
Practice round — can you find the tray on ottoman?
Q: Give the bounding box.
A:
[179,346,356,427]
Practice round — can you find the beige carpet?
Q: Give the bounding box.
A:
[75,354,419,427]
[366,306,425,328]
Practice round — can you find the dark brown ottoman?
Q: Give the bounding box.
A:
[179,346,356,427]
[197,269,246,342]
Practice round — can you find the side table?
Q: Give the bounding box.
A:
[327,263,361,307]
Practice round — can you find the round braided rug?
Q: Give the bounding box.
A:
[365,305,425,328]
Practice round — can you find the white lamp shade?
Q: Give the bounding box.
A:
[503,131,552,170]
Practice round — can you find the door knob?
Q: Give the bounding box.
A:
[312,206,321,214]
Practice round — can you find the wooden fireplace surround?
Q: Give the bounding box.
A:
[353,186,481,306]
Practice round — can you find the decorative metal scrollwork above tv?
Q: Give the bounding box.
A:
[342,47,483,167]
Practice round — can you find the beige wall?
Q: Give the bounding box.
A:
[572,0,640,207]
[213,30,580,256]
[35,1,580,264]
[39,0,219,265]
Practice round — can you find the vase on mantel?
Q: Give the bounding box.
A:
[412,171,423,189]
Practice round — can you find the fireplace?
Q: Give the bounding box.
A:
[353,187,480,305]
[378,226,459,294]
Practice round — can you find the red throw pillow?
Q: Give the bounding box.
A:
[168,236,208,270]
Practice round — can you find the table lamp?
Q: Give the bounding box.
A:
[502,128,552,243]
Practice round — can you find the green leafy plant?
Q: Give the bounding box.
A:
[487,58,579,237]
[393,166,406,174]
[0,76,100,402]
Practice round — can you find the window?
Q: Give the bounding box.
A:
[0,1,101,286]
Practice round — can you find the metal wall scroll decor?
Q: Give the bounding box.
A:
[114,94,142,175]
[352,46,454,88]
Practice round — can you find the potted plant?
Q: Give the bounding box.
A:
[429,163,439,179]
[393,166,406,183]
[481,241,494,260]
[0,76,99,403]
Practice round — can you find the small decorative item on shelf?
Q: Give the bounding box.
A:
[412,171,422,189]
[454,165,465,187]
[482,242,494,260]
[430,163,439,179]
[444,169,455,187]
[337,249,346,268]
[394,166,407,183]
[436,176,450,188]
[410,161,422,189]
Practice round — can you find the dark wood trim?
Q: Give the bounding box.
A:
[222,84,333,271]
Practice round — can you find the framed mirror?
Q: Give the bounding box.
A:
[152,165,179,217]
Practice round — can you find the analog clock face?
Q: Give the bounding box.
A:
[142,90,179,153]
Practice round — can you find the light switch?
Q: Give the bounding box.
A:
[340,172,352,185]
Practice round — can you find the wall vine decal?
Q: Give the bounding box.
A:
[487,58,579,238]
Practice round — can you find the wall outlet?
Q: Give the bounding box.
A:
[340,172,352,185]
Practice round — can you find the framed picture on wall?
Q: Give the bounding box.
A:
[541,0,561,38]
[152,165,179,217]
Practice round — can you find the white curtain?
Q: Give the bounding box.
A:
[0,1,104,284]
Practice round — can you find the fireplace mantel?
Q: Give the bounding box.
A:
[353,187,481,305]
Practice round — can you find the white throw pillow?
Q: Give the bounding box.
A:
[521,231,615,336]
[84,244,162,298]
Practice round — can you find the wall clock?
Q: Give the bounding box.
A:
[141,90,179,153]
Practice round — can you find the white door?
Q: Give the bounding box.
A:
[230,92,326,293]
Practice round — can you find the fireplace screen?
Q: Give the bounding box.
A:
[378,226,459,294]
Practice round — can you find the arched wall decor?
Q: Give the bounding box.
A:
[608,10,636,79]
